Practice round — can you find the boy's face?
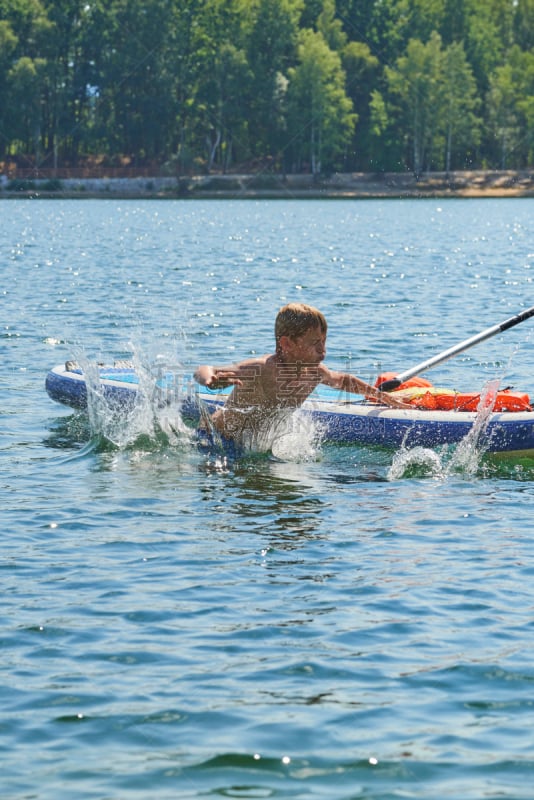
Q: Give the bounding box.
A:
[281,324,326,364]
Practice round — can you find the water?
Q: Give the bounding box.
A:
[2,197,534,799]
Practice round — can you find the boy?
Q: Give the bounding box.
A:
[194,302,408,445]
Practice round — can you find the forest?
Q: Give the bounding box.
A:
[0,0,533,177]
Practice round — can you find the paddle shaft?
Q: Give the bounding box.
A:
[380,304,534,391]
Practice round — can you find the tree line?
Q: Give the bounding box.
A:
[0,0,533,176]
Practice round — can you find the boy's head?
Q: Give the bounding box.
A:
[275,303,327,350]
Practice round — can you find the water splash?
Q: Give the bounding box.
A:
[387,379,501,480]
[73,346,192,450]
[388,445,445,480]
[61,347,325,462]
[216,408,321,461]
[270,417,323,462]
[446,378,500,476]
[257,410,323,462]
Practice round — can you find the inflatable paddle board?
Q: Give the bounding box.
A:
[45,362,534,456]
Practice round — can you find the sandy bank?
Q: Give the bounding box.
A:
[1,169,533,199]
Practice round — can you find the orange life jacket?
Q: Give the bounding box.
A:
[394,386,532,412]
[375,373,532,412]
[375,372,433,391]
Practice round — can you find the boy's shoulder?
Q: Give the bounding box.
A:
[234,353,274,370]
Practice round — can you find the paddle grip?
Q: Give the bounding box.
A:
[378,377,402,392]
[500,306,534,332]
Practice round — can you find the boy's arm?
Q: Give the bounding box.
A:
[194,364,243,389]
[195,355,268,390]
[321,367,411,409]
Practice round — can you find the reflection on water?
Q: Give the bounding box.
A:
[198,461,327,555]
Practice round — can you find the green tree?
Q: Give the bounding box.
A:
[441,0,468,44]
[164,0,215,174]
[487,46,534,167]
[368,88,401,170]
[465,0,514,93]
[515,49,534,165]
[286,28,356,173]
[341,40,379,169]
[243,0,303,161]
[441,41,481,171]
[392,0,447,44]
[514,0,534,51]
[0,20,18,158]
[0,0,52,162]
[5,55,46,157]
[335,0,408,67]
[384,32,444,175]
[317,0,347,51]
[179,0,247,172]
[92,0,178,161]
[37,0,103,165]
[196,41,252,172]
[0,0,51,56]
[0,0,531,173]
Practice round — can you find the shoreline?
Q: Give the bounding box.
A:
[1,169,533,199]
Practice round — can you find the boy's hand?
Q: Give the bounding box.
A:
[378,392,412,410]
[206,369,243,389]
[194,365,243,389]
[385,397,413,410]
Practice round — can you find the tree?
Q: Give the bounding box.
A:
[441,0,468,45]
[164,0,215,174]
[286,28,356,174]
[196,41,252,172]
[514,0,534,51]
[0,0,531,172]
[317,0,347,51]
[487,46,534,167]
[342,40,379,169]
[0,20,18,158]
[465,0,514,93]
[38,0,103,165]
[0,0,51,57]
[384,32,444,175]
[368,88,401,170]
[5,55,46,158]
[441,41,481,172]
[91,0,178,161]
[515,49,534,165]
[243,0,303,160]
[0,0,53,163]
[393,0,447,44]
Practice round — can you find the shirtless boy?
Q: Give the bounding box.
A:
[194,302,408,444]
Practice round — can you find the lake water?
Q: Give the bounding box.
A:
[2,197,534,799]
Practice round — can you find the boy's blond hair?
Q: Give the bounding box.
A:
[275,303,327,347]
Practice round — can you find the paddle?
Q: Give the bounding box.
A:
[379,304,534,391]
